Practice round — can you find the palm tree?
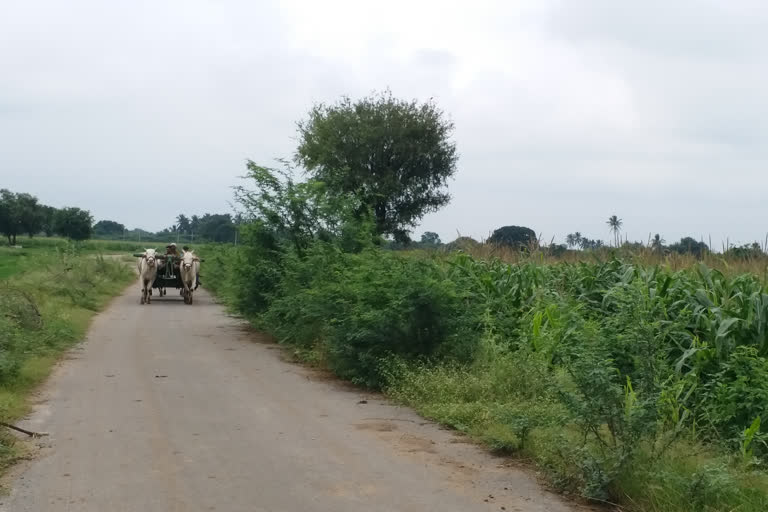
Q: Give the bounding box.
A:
[607,215,622,247]
[651,233,665,254]
[566,232,583,249]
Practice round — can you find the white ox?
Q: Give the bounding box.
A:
[179,250,200,304]
[137,248,159,304]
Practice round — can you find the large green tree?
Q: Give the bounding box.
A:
[488,225,537,249]
[17,193,44,238]
[669,237,708,258]
[93,219,125,237]
[0,189,46,244]
[295,91,458,242]
[55,207,93,241]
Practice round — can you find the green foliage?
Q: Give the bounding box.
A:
[669,236,709,258]
[444,236,480,251]
[296,90,458,242]
[54,207,93,241]
[40,205,57,237]
[199,127,768,510]
[726,242,766,261]
[265,248,465,387]
[546,243,568,257]
[487,225,536,249]
[0,190,58,244]
[93,219,125,237]
[420,231,441,246]
[207,232,768,509]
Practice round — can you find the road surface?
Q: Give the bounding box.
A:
[1,286,591,512]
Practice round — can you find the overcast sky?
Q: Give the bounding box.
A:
[2,0,766,247]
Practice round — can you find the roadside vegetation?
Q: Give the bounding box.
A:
[201,91,768,511]
[0,242,134,471]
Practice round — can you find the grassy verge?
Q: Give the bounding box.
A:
[0,244,134,472]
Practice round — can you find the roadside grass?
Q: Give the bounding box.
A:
[0,244,134,472]
[386,356,768,512]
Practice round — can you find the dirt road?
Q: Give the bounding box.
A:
[1,287,590,512]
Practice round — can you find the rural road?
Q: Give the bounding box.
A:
[1,286,591,512]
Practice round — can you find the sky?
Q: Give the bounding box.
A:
[1,0,766,248]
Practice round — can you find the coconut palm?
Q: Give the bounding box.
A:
[566,232,583,249]
[607,215,622,247]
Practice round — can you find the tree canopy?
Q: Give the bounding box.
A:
[420,231,441,246]
[295,90,458,242]
[487,225,537,249]
[669,237,709,258]
[55,207,93,241]
[93,220,125,237]
[0,189,50,244]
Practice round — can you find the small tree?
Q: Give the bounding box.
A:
[420,231,441,246]
[93,220,126,238]
[236,161,368,256]
[55,207,93,241]
[296,90,458,242]
[488,225,537,249]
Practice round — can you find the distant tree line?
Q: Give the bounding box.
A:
[407,218,765,261]
[0,189,92,244]
[0,188,240,246]
[93,213,240,243]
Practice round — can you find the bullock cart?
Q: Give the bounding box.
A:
[132,252,204,304]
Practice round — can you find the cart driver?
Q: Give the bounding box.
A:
[166,243,179,257]
[162,243,179,276]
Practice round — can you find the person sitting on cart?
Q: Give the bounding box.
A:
[162,243,179,276]
[166,243,179,257]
